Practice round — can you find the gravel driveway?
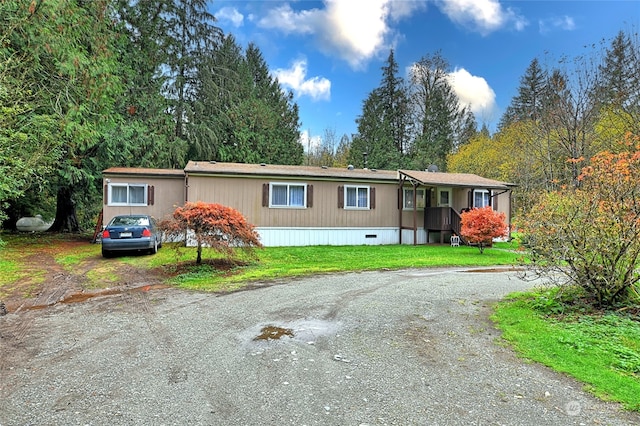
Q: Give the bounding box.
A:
[1,267,638,425]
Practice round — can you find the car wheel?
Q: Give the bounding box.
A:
[102,248,112,258]
[149,239,158,255]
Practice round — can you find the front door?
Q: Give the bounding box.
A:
[437,187,451,207]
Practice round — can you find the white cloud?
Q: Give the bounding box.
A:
[258,4,317,34]
[447,68,497,121]
[215,7,244,27]
[298,129,323,153]
[273,59,331,101]
[539,15,576,35]
[257,0,426,70]
[436,0,527,35]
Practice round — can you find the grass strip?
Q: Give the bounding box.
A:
[168,241,522,290]
[492,292,640,411]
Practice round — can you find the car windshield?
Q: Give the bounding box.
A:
[111,216,150,226]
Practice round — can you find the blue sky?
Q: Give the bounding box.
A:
[210,0,640,149]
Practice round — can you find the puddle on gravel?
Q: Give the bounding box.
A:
[254,325,295,341]
[242,319,340,347]
[22,284,169,311]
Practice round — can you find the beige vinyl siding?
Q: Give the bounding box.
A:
[102,175,184,224]
[187,175,400,228]
[452,189,468,210]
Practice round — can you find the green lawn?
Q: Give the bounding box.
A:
[164,241,523,291]
[493,290,640,411]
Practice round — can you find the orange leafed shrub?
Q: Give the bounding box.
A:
[460,206,507,253]
[160,201,262,264]
[521,137,640,307]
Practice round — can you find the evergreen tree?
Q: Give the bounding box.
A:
[350,91,403,169]
[164,0,221,146]
[380,50,412,155]
[499,58,547,128]
[188,34,245,161]
[594,30,640,140]
[1,0,125,231]
[409,52,474,171]
[597,30,637,107]
[111,0,187,169]
[350,50,410,169]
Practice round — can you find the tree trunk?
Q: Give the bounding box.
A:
[49,186,80,233]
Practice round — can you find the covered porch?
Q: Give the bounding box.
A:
[397,170,514,245]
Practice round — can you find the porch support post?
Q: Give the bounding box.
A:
[412,181,418,246]
[398,175,406,244]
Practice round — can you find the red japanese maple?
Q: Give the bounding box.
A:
[161,201,262,264]
[460,206,507,253]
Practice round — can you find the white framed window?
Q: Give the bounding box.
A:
[473,189,491,208]
[108,183,147,206]
[438,188,451,207]
[270,182,307,208]
[403,188,425,209]
[345,185,370,209]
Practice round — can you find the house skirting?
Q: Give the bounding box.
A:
[255,227,428,247]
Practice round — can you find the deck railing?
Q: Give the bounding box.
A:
[424,207,465,244]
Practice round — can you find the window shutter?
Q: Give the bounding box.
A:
[492,191,498,211]
[370,187,376,209]
[397,188,402,209]
[338,186,344,208]
[104,185,108,205]
[468,190,473,209]
[307,184,313,208]
[148,185,155,206]
[262,183,269,207]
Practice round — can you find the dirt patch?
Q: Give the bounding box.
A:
[0,235,167,314]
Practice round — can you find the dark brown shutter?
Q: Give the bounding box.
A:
[397,188,402,209]
[148,185,155,206]
[468,190,473,209]
[492,191,498,210]
[262,183,269,207]
[307,184,313,208]
[338,185,344,208]
[370,187,376,209]
[104,185,108,205]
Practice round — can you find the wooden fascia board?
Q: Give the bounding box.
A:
[185,171,397,185]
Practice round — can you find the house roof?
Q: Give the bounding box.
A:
[103,167,185,178]
[184,161,399,182]
[103,162,514,189]
[399,170,514,189]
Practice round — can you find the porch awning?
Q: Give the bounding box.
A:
[398,170,514,189]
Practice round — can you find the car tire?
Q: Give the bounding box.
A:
[102,248,112,258]
[149,239,158,255]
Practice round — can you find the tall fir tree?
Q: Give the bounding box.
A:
[499,58,547,128]
[350,50,410,169]
[1,0,126,231]
[111,0,187,169]
[164,0,221,147]
[190,39,302,165]
[409,52,474,171]
[594,30,640,140]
